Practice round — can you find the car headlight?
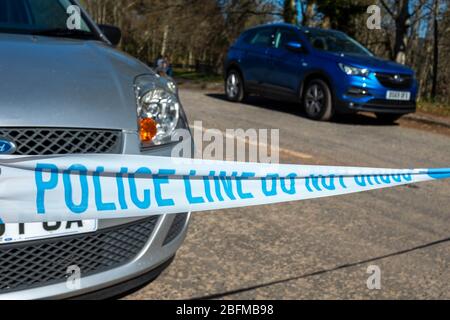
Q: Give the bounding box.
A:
[135,74,180,146]
[338,63,369,77]
[165,79,178,95]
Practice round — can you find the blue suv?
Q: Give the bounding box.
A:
[224,23,418,122]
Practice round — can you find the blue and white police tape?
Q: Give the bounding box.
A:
[0,154,449,223]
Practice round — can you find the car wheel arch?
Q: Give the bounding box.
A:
[299,71,335,103]
[225,65,246,102]
[300,72,335,121]
[226,64,245,84]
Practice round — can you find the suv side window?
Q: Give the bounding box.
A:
[241,29,256,44]
[274,29,301,50]
[249,28,274,47]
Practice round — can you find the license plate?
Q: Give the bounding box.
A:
[386,90,411,101]
[0,220,98,244]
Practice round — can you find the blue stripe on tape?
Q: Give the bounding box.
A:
[427,168,450,179]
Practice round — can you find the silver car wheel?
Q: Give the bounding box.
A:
[305,84,325,117]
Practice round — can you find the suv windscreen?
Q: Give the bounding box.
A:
[0,0,95,38]
[303,29,373,56]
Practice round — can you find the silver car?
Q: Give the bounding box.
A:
[0,0,191,299]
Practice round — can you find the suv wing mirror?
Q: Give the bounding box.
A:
[285,41,304,53]
[98,24,122,46]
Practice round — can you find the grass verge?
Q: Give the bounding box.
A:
[173,69,222,83]
[417,100,450,117]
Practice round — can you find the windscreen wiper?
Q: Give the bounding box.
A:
[31,28,97,39]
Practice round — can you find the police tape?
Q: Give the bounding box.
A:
[0,154,449,223]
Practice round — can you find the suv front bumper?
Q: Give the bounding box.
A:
[336,98,417,114]
[334,72,418,115]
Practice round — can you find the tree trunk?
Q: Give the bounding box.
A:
[393,0,411,64]
[161,25,169,56]
[302,1,315,26]
[431,0,439,100]
[284,0,298,25]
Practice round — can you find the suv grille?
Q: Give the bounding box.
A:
[375,73,413,90]
[366,99,416,109]
[0,217,159,293]
[0,128,122,155]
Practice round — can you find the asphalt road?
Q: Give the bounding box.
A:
[127,88,450,300]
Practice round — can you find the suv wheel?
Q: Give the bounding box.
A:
[225,70,245,102]
[375,113,403,123]
[303,79,333,121]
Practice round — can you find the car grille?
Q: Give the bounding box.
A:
[0,217,159,294]
[163,213,188,246]
[0,128,122,155]
[366,99,416,109]
[375,73,413,90]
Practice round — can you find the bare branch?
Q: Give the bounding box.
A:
[379,0,395,17]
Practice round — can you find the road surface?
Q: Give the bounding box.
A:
[127,88,450,299]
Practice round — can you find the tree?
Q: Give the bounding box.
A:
[379,0,428,64]
[431,0,440,100]
[315,0,369,36]
[299,0,316,26]
[283,0,298,24]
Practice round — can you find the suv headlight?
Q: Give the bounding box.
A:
[338,63,369,77]
[135,74,181,146]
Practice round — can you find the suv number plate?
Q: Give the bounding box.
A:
[386,91,411,101]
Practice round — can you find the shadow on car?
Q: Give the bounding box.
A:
[205,93,400,127]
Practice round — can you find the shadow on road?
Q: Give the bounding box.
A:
[205,93,399,127]
[192,235,450,300]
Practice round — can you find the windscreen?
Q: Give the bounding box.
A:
[0,0,92,34]
[304,28,373,56]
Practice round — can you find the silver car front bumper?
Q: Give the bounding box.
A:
[0,130,191,299]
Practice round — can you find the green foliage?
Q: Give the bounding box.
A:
[173,69,223,82]
[418,100,450,117]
